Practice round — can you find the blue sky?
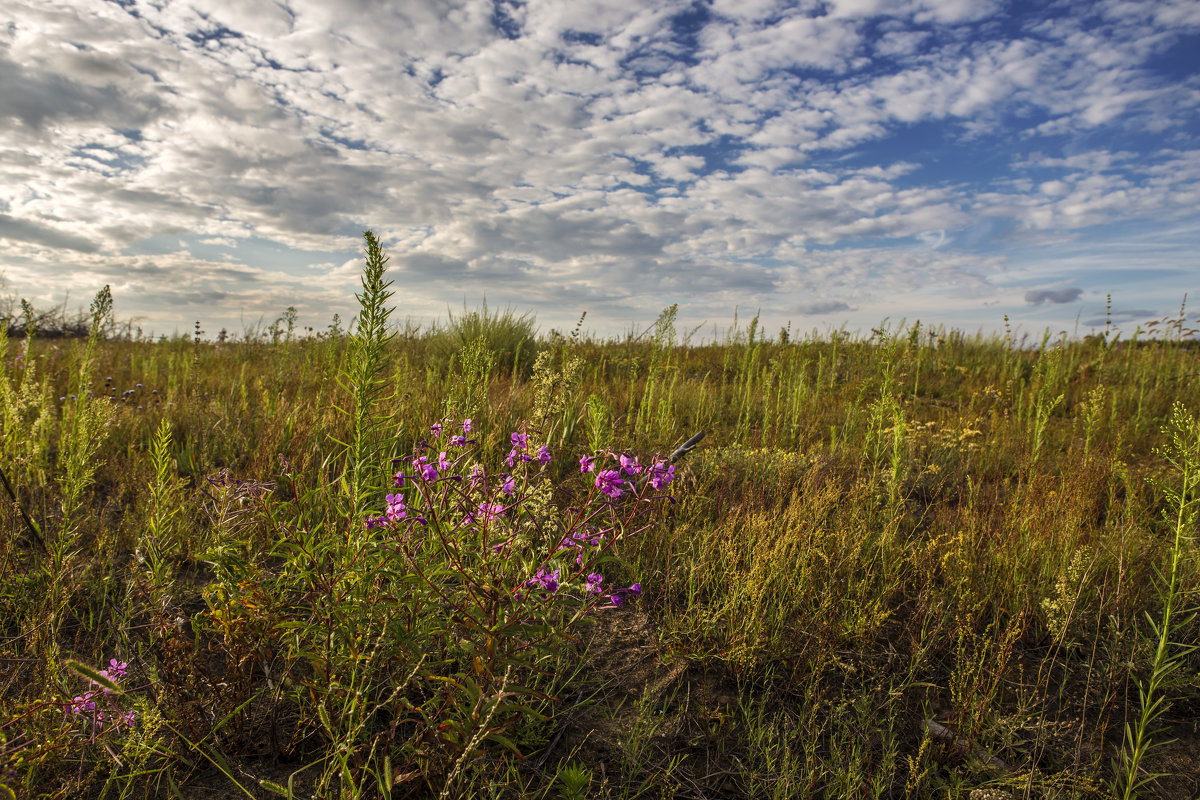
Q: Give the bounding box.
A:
[1,0,1198,340]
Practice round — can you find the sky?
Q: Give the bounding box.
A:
[2,0,1199,341]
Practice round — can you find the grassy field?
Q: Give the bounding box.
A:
[2,240,1198,799]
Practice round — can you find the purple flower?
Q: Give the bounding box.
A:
[71,693,96,714]
[430,422,443,437]
[603,582,642,607]
[579,454,595,473]
[511,431,528,449]
[505,449,518,468]
[365,514,388,529]
[501,474,516,496]
[413,455,438,481]
[476,502,505,523]
[620,453,641,476]
[437,451,451,472]
[531,567,560,594]
[385,493,406,522]
[450,435,467,447]
[649,460,675,490]
[393,470,406,488]
[463,418,473,434]
[468,464,485,488]
[595,469,624,499]
[537,445,551,465]
[585,573,604,595]
[108,659,128,678]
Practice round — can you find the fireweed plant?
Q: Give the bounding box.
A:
[256,412,677,797]
[63,659,137,738]
[370,418,669,790]
[0,659,140,794]
[379,417,663,610]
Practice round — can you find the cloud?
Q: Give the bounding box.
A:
[0,213,100,253]
[0,0,1196,338]
[796,300,852,315]
[1025,287,1083,305]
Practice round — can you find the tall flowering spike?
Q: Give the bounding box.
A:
[595,469,624,499]
[385,493,406,522]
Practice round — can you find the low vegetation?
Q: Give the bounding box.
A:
[1,237,1198,799]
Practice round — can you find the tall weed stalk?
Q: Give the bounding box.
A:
[1116,402,1200,799]
[338,231,397,525]
[53,286,117,568]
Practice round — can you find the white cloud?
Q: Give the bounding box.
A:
[0,0,1196,337]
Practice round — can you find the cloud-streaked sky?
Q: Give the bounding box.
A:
[2,0,1198,339]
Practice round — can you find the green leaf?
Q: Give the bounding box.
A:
[485,731,523,756]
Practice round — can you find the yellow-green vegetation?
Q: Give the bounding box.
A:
[2,243,1199,799]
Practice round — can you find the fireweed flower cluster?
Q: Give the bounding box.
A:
[386,493,406,521]
[362,420,677,620]
[67,660,136,733]
[595,469,625,499]
[505,431,538,468]
[649,461,676,491]
[586,451,676,499]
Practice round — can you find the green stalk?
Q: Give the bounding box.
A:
[1116,402,1200,799]
[338,231,397,527]
[53,286,116,567]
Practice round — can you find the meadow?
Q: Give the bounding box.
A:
[1,236,1198,799]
